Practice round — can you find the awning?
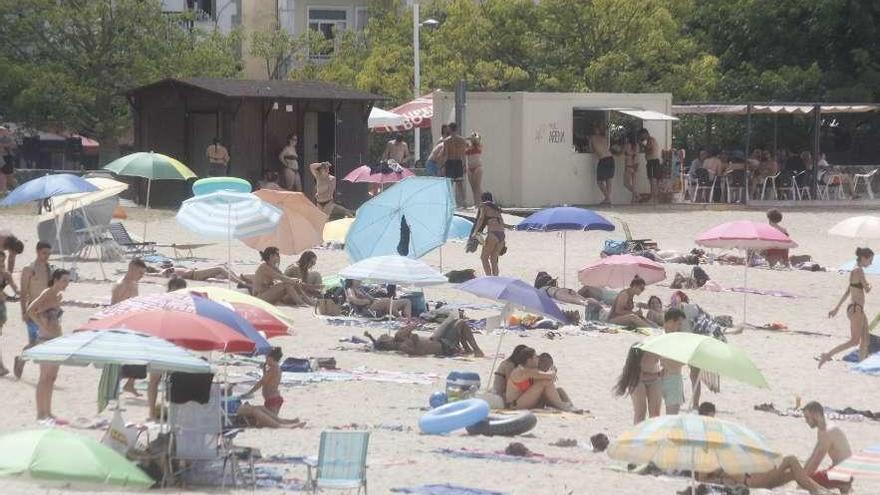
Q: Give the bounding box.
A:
[368,107,406,129]
[573,107,678,121]
[672,104,880,115]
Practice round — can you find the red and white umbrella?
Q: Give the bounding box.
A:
[343,164,415,184]
[377,92,435,133]
[578,255,666,288]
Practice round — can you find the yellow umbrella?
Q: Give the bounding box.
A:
[323,217,354,243]
[180,286,295,325]
[241,190,328,255]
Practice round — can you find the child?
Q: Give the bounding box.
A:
[538,352,572,404]
[0,251,21,376]
[243,347,284,414]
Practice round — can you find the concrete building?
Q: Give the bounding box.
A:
[433,92,676,207]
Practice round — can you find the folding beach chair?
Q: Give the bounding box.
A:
[620,221,658,252]
[109,222,156,256]
[305,431,370,494]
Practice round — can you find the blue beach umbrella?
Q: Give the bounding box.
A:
[448,216,474,240]
[457,276,567,322]
[0,173,99,207]
[515,207,615,286]
[345,177,454,262]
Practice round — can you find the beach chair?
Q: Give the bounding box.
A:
[852,168,877,199]
[157,243,215,260]
[305,431,370,494]
[109,222,156,256]
[620,221,658,252]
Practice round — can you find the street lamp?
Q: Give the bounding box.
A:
[411,0,438,165]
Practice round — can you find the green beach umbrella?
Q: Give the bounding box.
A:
[0,429,154,488]
[637,332,769,388]
[103,151,197,240]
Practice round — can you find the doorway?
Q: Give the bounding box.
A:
[188,112,220,177]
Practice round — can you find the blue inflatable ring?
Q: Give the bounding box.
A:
[419,398,489,435]
[193,177,251,196]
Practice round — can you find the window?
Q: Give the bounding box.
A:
[355,7,368,31]
[278,0,295,34]
[308,8,348,58]
[572,109,608,154]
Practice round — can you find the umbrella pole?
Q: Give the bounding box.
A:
[142,179,152,243]
[485,303,513,392]
[743,258,749,328]
[562,231,567,287]
[439,245,443,272]
[227,204,232,289]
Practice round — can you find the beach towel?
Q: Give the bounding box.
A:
[392,484,508,495]
[754,403,879,422]
[842,335,880,362]
[853,352,880,375]
[98,364,120,413]
[433,448,581,465]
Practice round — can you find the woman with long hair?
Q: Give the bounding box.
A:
[284,250,323,297]
[820,247,874,366]
[613,344,662,424]
[505,346,575,411]
[471,192,505,276]
[26,268,70,421]
[252,247,313,306]
[465,132,483,207]
[622,132,639,203]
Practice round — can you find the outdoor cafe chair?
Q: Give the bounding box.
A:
[690,168,718,203]
[724,169,747,203]
[852,168,878,199]
[760,172,781,200]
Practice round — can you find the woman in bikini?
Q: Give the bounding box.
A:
[613,344,662,424]
[491,344,529,397]
[0,251,21,376]
[505,346,576,411]
[283,251,323,297]
[820,247,873,366]
[252,247,314,306]
[622,133,639,203]
[343,279,412,318]
[26,268,70,421]
[471,192,505,276]
[278,134,301,192]
[465,132,483,207]
[607,276,657,328]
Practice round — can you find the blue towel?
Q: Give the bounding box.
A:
[392,484,507,495]
[842,334,880,362]
[142,253,171,264]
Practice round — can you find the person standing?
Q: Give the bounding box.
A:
[639,128,662,203]
[821,247,873,366]
[659,309,686,414]
[27,268,70,421]
[309,162,352,218]
[111,259,147,396]
[442,123,468,207]
[382,134,410,165]
[278,134,301,191]
[465,132,483,207]
[425,124,449,176]
[622,133,640,203]
[614,344,662,424]
[0,231,23,273]
[205,138,230,177]
[470,192,505,276]
[591,124,614,205]
[0,251,20,376]
[14,241,51,379]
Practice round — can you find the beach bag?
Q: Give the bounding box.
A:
[281,357,311,373]
[465,236,479,253]
[102,409,138,455]
[603,240,627,255]
[315,298,342,316]
[446,269,476,283]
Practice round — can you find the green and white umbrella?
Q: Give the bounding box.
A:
[0,429,154,488]
[22,329,211,374]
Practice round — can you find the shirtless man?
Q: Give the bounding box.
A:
[309,161,352,218]
[111,259,147,396]
[442,123,468,207]
[0,231,23,272]
[382,134,410,165]
[639,129,662,204]
[425,124,449,176]
[14,241,52,378]
[591,124,614,204]
[242,347,285,414]
[206,138,230,177]
[607,276,657,328]
[365,310,484,357]
[659,309,686,414]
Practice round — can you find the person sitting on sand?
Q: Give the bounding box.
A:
[641,295,664,326]
[659,309,686,414]
[820,247,873,366]
[283,250,323,297]
[241,347,285,414]
[491,344,529,396]
[698,401,715,417]
[253,247,315,306]
[613,344,662,424]
[537,352,573,405]
[234,403,304,429]
[364,310,484,357]
[506,346,578,412]
[344,279,411,318]
[764,209,791,268]
[608,276,657,328]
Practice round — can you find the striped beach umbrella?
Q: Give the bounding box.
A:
[339,255,446,287]
[608,414,780,475]
[829,444,880,481]
[22,329,211,373]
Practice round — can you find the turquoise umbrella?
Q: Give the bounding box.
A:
[345,177,454,262]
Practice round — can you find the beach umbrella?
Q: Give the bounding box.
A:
[448,216,474,240]
[242,190,328,255]
[636,333,768,388]
[22,329,211,373]
[192,176,251,195]
[829,444,880,481]
[457,276,566,322]
[103,151,196,241]
[0,429,153,488]
[609,415,781,491]
[368,107,407,129]
[323,217,355,244]
[345,177,454,262]
[378,92,434,133]
[339,255,446,287]
[828,216,880,239]
[91,292,273,351]
[578,254,666,288]
[515,207,615,287]
[81,310,256,354]
[343,164,415,185]
[179,286,294,326]
[36,177,128,222]
[0,173,99,207]
[696,220,797,326]
[176,190,282,286]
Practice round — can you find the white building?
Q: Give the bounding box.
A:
[432,91,676,207]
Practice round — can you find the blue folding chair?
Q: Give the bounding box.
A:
[305,431,370,494]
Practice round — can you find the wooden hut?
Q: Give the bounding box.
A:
[127,77,384,206]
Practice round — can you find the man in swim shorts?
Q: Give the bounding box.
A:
[591,124,614,205]
[659,309,686,414]
[243,347,285,414]
[442,123,468,207]
[639,128,662,204]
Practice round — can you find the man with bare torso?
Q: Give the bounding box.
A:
[591,124,614,205]
[639,128,662,204]
[14,241,52,378]
[659,309,686,414]
[111,259,147,396]
[243,347,285,414]
[309,161,352,218]
[206,138,230,177]
[382,135,410,164]
[442,122,468,207]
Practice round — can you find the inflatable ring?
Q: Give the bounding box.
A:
[418,398,489,435]
[466,411,537,437]
[193,177,251,196]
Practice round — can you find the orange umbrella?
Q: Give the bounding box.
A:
[242,190,327,255]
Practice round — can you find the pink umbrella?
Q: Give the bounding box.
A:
[695,220,797,326]
[343,164,415,184]
[578,255,666,288]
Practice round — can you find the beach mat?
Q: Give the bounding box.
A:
[853,352,880,375]
[392,484,508,495]
[842,334,880,362]
[433,448,581,465]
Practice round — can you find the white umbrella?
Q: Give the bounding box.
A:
[829,216,880,239]
[38,177,128,222]
[368,107,407,129]
[339,255,446,287]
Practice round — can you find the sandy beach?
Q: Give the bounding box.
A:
[0,204,878,495]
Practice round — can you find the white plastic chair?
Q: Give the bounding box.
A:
[760,172,781,200]
[724,170,747,203]
[820,173,847,200]
[852,169,878,199]
[690,169,717,203]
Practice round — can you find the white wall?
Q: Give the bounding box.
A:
[435,91,673,207]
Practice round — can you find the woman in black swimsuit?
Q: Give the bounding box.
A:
[821,247,873,366]
[471,192,505,276]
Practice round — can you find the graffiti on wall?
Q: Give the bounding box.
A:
[534,122,566,145]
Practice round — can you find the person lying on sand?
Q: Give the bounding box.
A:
[345,279,411,318]
[506,346,580,412]
[608,276,657,328]
[364,310,484,357]
[534,271,602,308]
[146,261,247,284]
[241,347,285,414]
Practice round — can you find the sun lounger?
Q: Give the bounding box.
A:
[109,222,156,256]
[155,243,216,260]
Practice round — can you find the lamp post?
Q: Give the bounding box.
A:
[411,0,438,166]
